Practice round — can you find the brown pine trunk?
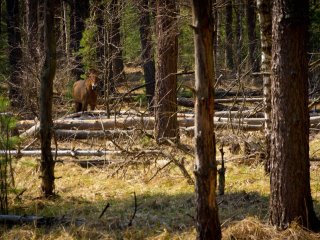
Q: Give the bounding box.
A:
[247,0,259,73]
[154,0,179,143]
[235,0,243,72]
[39,0,57,197]
[109,0,125,84]
[137,0,155,107]
[191,0,222,239]
[26,0,39,63]
[225,0,233,71]
[269,0,320,230]
[70,0,89,80]
[257,0,272,173]
[6,0,23,108]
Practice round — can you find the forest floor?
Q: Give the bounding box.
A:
[1,69,320,239]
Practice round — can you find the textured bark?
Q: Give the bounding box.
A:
[26,0,39,63]
[137,0,156,107]
[235,0,243,71]
[257,0,272,173]
[225,0,234,70]
[247,0,259,73]
[39,0,57,197]
[269,0,320,230]
[108,0,125,84]
[154,0,179,143]
[6,0,23,107]
[192,0,221,239]
[70,0,89,80]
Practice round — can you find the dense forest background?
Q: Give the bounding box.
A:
[0,1,320,239]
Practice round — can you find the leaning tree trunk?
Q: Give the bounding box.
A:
[192,0,222,239]
[6,0,23,108]
[257,0,272,173]
[39,0,57,197]
[269,0,320,230]
[154,0,179,143]
[137,0,156,108]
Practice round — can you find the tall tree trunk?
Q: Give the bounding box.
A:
[137,0,155,108]
[94,0,106,94]
[235,0,243,72]
[257,0,272,173]
[26,0,39,64]
[192,0,222,239]
[154,0,179,143]
[109,0,125,85]
[39,0,57,197]
[70,0,89,80]
[269,0,320,230]
[247,0,259,73]
[225,0,234,71]
[6,0,23,108]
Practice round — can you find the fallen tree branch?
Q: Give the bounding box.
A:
[0,214,84,227]
[0,149,162,157]
[127,192,137,227]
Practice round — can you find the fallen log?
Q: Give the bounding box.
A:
[0,214,84,227]
[0,149,162,157]
[19,115,320,138]
[54,129,153,140]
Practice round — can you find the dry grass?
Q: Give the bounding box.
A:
[1,129,320,239]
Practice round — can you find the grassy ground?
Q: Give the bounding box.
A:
[1,131,320,240]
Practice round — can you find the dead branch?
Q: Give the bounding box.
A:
[99,202,110,219]
[127,192,137,227]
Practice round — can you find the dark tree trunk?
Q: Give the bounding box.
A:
[247,0,259,73]
[26,0,39,63]
[154,0,179,143]
[269,0,320,230]
[94,0,106,94]
[70,0,89,80]
[235,0,243,71]
[225,0,234,71]
[257,0,272,173]
[137,0,155,108]
[39,0,57,197]
[6,0,23,108]
[191,0,222,239]
[108,0,125,85]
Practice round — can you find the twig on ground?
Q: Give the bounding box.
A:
[128,192,137,227]
[99,202,110,219]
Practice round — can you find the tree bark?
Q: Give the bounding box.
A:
[137,0,156,108]
[39,0,57,197]
[257,0,272,173]
[26,0,39,63]
[6,0,23,108]
[235,0,243,72]
[154,0,179,143]
[191,0,222,239]
[225,0,234,71]
[70,0,89,80]
[269,0,320,230]
[108,0,125,84]
[247,0,259,73]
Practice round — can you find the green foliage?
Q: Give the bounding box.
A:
[178,9,194,70]
[121,2,141,63]
[310,3,320,53]
[79,16,98,76]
